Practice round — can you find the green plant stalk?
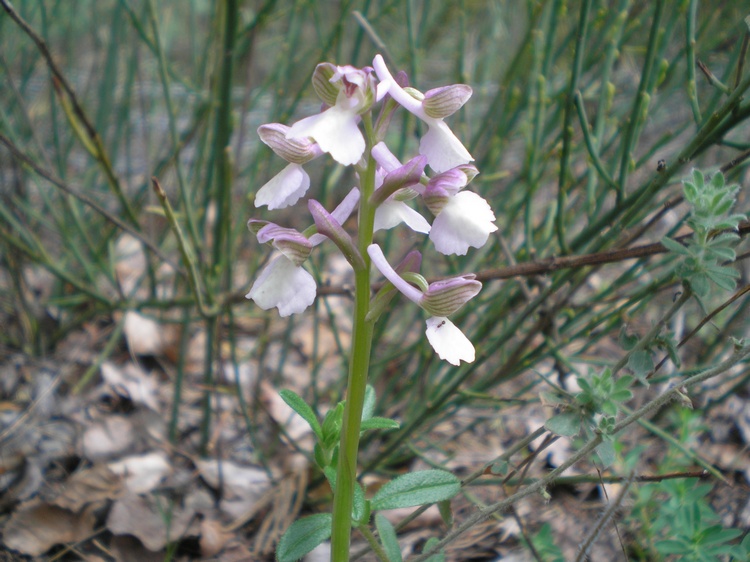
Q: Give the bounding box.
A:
[72,312,127,394]
[556,0,591,253]
[616,0,664,197]
[685,0,701,124]
[146,0,202,258]
[331,116,377,562]
[357,524,390,562]
[210,0,238,281]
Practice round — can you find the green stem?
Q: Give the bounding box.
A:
[556,0,591,254]
[331,116,377,562]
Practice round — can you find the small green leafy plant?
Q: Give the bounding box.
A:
[662,169,746,299]
[628,412,749,561]
[544,368,634,466]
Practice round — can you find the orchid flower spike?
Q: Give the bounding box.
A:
[246,189,361,316]
[255,123,324,210]
[368,244,480,365]
[373,54,473,173]
[286,63,377,166]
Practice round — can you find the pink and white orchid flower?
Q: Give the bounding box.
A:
[373,54,473,174]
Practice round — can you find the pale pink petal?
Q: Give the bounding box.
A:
[430,191,497,255]
[367,244,423,304]
[309,188,360,246]
[374,200,431,234]
[246,255,316,317]
[425,317,475,365]
[254,163,310,210]
[287,107,365,166]
[420,120,473,173]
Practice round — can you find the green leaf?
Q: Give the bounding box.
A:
[491,460,508,475]
[276,513,332,562]
[352,481,366,525]
[545,412,581,436]
[313,443,328,469]
[375,514,402,562]
[690,272,710,298]
[279,389,322,441]
[701,526,742,546]
[421,537,445,562]
[371,470,460,511]
[361,384,376,421]
[437,499,453,526]
[706,265,739,291]
[323,466,367,525]
[595,440,616,467]
[360,417,400,432]
[321,402,344,448]
[618,327,639,350]
[661,236,690,256]
[656,538,690,555]
[627,350,653,382]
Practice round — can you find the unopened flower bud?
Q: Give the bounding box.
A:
[423,84,473,119]
[309,200,365,271]
[371,155,427,205]
[420,275,482,317]
[258,123,321,164]
[311,63,340,106]
[256,223,313,266]
[422,187,450,216]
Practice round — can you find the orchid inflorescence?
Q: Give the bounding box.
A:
[246,54,497,366]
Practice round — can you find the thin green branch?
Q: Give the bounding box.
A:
[0,133,181,273]
[556,0,592,253]
[617,0,664,199]
[573,90,618,190]
[151,177,212,318]
[686,0,702,124]
[146,0,203,258]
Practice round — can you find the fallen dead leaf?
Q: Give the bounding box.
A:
[199,518,233,557]
[123,311,165,357]
[2,501,97,556]
[107,493,198,552]
[81,414,136,460]
[196,459,271,519]
[101,361,160,410]
[52,463,124,511]
[110,534,166,562]
[108,451,171,494]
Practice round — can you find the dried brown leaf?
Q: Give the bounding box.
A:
[107,494,198,551]
[2,502,96,556]
[52,463,123,510]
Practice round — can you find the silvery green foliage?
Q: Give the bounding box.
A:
[661,170,746,298]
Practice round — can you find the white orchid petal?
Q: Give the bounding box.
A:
[420,120,473,173]
[374,200,431,234]
[430,191,497,255]
[425,317,475,365]
[254,163,310,210]
[287,107,365,166]
[246,255,316,317]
